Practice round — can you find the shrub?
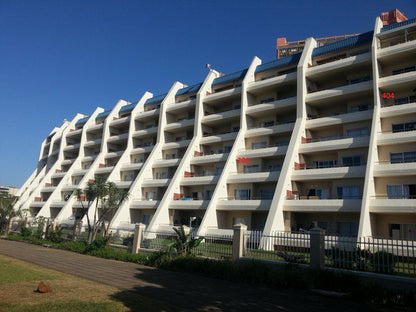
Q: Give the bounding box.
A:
[47,226,64,243]
[60,241,88,253]
[370,251,396,274]
[84,236,111,253]
[88,247,149,264]
[20,227,32,237]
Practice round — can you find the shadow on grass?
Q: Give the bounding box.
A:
[109,266,375,312]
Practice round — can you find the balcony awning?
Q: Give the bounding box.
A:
[255,53,301,74]
[95,110,111,120]
[381,17,416,32]
[212,68,248,86]
[119,102,137,113]
[144,93,167,106]
[312,31,373,57]
[75,116,89,126]
[176,82,203,97]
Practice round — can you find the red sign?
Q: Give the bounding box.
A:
[237,157,250,164]
[382,92,394,99]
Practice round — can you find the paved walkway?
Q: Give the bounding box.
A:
[0,239,378,311]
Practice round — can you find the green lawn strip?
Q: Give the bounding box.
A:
[0,301,124,312]
[0,254,176,312]
[0,257,59,285]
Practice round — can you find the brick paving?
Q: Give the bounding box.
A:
[0,239,380,311]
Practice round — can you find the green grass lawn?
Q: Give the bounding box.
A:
[0,254,176,312]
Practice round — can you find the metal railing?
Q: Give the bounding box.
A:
[325,236,416,276]
[245,231,310,263]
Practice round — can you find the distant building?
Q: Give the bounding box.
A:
[0,186,19,196]
[276,9,408,59]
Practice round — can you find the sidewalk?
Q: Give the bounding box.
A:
[0,239,375,311]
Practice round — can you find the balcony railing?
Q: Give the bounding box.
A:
[202,129,239,137]
[219,196,274,200]
[308,76,371,93]
[301,133,368,143]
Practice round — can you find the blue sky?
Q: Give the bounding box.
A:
[1,0,415,187]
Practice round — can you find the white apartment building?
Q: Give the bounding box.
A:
[15,15,416,240]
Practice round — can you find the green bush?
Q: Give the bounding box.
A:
[370,251,396,274]
[88,247,149,264]
[47,226,64,243]
[84,236,111,253]
[59,241,88,253]
[20,227,32,237]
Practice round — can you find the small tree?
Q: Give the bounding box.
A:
[167,225,203,257]
[74,176,128,243]
[0,192,20,236]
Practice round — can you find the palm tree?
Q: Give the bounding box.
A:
[168,225,203,256]
[74,176,128,243]
[0,193,20,236]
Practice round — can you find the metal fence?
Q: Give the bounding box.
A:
[194,234,233,259]
[245,231,310,263]
[325,235,416,277]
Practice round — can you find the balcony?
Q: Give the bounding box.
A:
[113,181,133,188]
[181,172,220,186]
[166,99,196,112]
[202,109,241,124]
[307,52,371,77]
[299,135,369,153]
[378,71,416,89]
[200,131,238,144]
[292,165,366,181]
[191,152,228,164]
[247,72,297,92]
[240,144,288,158]
[380,101,416,117]
[369,196,416,213]
[141,179,171,187]
[245,122,295,138]
[163,139,191,149]
[164,119,195,131]
[227,171,280,183]
[131,199,160,209]
[377,130,416,146]
[131,144,154,154]
[107,133,129,143]
[378,39,416,59]
[84,138,102,147]
[121,162,143,171]
[170,200,209,210]
[153,158,181,168]
[110,116,130,126]
[216,198,272,211]
[133,126,158,138]
[373,161,416,177]
[204,86,242,102]
[63,143,80,151]
[246,97,297,115]
[66,128,83,137]
[135,108,160,120]
[306,80,372,104]
[306,109,373,129]
[284,198,361,212]
[95,164,114,174]
[61,184,77,191]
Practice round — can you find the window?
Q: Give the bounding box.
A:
[337,222,359,236]
[142,214,152,226]
[223,145,232,153]
[268,164,282,171]
[387,184,416,199]
[307,188,330,199]
[260,190,274,199]
[145,192,157,200]
[392,122,416,133]
[262,121,275,127]
[342,156,364,167]
[350,104,369,112]
[337,186,360,199]
[232,217,249,226]
[243,165,259,173]
[215,167,223,175]
[260,97,275,104]
[314,160,337,168]
[346,128,369,138]
[252,141,267,149]
[392,65,416,75]
[234,189,251,200]
[204,190,214,200]
[394,95,416,106]
[390,151,416,164]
